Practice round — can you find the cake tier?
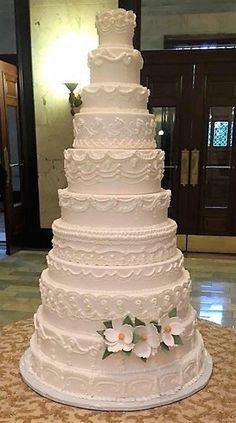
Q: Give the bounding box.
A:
[28,334,206,402]
[46,248,184,291]
[27,296,206,403]
[40,265,190,323]
[88,47,143,84]
[32,301,196,370]
[52,218,177,266]
[73,113,156,149]
[96,9,136,48]
[64,149,164,194]
[59,189,171,227]
[80,84,149,112]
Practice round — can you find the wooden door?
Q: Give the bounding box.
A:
[141,50,236,252]
[0,60,25,254]
[141,55,195,234]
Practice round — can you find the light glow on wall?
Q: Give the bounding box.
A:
[42,31,97,97]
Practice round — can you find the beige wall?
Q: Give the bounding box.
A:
[30,0,117,228]
[141,0,236,49]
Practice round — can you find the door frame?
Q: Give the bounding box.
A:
[0,60,25,254]
[14,0,51,249]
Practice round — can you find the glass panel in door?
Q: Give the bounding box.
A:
[152,107,176,197]
[204,106,234,209]
[7,105,23,206]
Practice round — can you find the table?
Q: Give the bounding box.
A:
[0,319,235,423]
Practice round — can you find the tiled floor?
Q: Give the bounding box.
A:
[0,249,235,328]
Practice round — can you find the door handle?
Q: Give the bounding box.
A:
[190,149,200,187]
[180,149,190,186]
[3,146,10,185]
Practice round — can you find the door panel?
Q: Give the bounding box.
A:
[195,63,236,235]
[141,58,194,231]
[0,60,24,254]
[141,50,236,250]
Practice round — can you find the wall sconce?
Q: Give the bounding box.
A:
[64,82,82,115]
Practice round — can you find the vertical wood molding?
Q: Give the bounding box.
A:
[14,0,48,246]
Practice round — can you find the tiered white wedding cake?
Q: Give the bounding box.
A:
[20,9,212,410]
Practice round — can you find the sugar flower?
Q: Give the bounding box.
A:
[133,323,161,358]
[160,315,184,347]
[104,320,134,352]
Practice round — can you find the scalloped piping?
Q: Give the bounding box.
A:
[64,149,163,162]
[88,49,143,68]
[46,249,183,278]
[58,189,171,213]
[96,9,136,33]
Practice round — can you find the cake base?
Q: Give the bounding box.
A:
[20,348,213,411]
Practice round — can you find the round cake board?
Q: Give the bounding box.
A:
[20,348,213,411]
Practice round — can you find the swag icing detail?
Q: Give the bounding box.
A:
[97,308,184,361]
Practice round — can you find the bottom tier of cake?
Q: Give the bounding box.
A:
[20,330,212,410]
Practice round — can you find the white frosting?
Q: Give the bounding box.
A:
[95,9,136,47]
[32,305,197,370]
[39,269,191,321]
[73,113,156,149]
[24,8,211,407]
[47,248,184,291]
[59,188,170,227]
[88,48,143,84]
[52,218,177,266]
[29,332,206,401]
[64,149,164,194]
[80,84,150,111]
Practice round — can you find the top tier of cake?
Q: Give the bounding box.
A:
[95,8,136,48]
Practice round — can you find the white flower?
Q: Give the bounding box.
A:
[133,324,161,358]
[104,320,134,353]
[160,316,184,347]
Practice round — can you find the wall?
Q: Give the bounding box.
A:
[30,0,117,228]
[0,0,16,54]
[141,0,236,50]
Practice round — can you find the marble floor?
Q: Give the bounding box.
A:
[0,249,235,328]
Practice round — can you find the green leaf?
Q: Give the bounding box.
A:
[134,317,145,327]
[150,321,162,333]
[122,316,134,327]
[161,342,170,352]
[133,333,141,344]
[123,350,132,356]
[168,308,177,318]
[173,335,183,345]
[97,330,105,337]
[103,320,113,329]
[102,348,113,360]
[140,357,147,363]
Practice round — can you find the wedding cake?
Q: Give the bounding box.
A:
[20,8,212,410]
